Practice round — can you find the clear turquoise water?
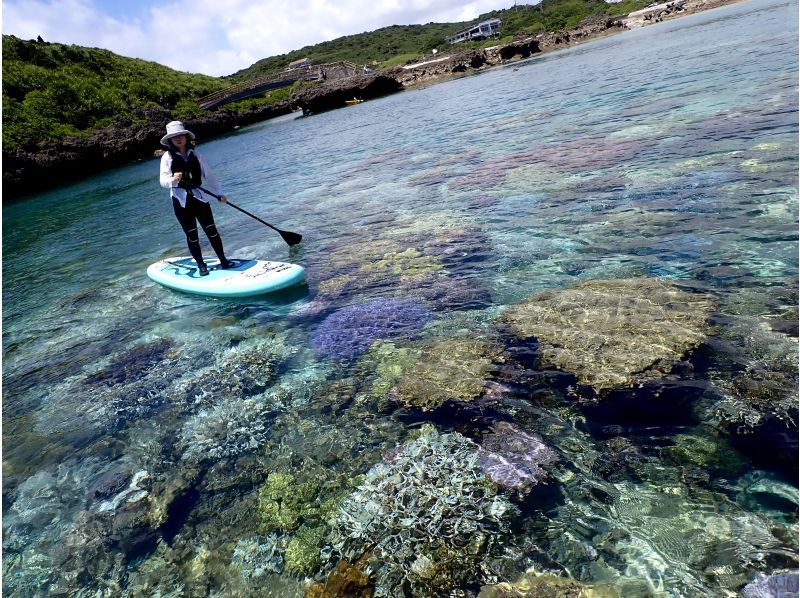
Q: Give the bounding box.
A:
[3,0,798,595]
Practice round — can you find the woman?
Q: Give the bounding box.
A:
[159,120,235,276]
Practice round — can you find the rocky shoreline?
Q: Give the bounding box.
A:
[2,0,741,200]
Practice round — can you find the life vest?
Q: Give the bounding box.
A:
[170,150,202,188]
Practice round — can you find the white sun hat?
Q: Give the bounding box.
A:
[160,120,195,147]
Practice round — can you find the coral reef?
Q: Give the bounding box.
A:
[663,430,746,475]
[401,271,492,311]
[499,278,713,392]
[178,334,293,404]
[231,534,286,579]
[479,573,619,597]
[83,338,174,387]
[178,365,325,463]
[704,314,798,431]
[742,571,799,598]
[319,239,406,276]
[326,424,515,596]
[285,525,327,575]
[478,422,559,495]
[355,341,423,407]
[258,471,322,533]
[390,337,504,410]
[590,436,649,483]
[311,298,432,360]
[360,247,443,278]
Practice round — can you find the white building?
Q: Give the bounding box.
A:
[447,19,502,44]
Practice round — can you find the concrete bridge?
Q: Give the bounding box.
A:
[199,61,360,110]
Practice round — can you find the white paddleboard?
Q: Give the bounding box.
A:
[147,256,306,298]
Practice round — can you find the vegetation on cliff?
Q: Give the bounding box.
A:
[231,0,649,80]
[2,35,226,149]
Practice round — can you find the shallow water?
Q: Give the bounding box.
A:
[3,0,798,595]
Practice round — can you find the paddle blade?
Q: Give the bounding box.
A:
[280,229,303,246]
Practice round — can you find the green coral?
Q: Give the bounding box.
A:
[361,247,443,277]
[318,274,352,297]
[392,338,504,410]
[357,341,424,404]
[665,431,746,474]
[256,467,364,576]
[257,471,320,533]
[325,239,405,272]
[284,525,326,575]
[499,278,713,392]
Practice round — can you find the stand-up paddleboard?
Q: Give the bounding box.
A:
[147,257,306,298]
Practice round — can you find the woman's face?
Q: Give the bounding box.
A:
[171,134,188,150]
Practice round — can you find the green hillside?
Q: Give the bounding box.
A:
[230,0,648,80]
[2,35,226,149]
[3,0,649,150]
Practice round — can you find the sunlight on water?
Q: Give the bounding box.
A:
[3,0,798,595]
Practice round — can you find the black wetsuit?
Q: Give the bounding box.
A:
[170,150,227,267]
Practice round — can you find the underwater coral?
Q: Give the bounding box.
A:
[311,298,432,360]
[499,277,713,392]
[390,337,504,410]
[326,425,516,596]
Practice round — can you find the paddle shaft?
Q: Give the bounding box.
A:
[196,187,280,233]
[191,185,302,246]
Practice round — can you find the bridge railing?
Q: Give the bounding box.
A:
[197,61,361,109]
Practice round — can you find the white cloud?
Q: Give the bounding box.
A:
[3,0,508,76]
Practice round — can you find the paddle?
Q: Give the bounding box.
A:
[190,185,303,247]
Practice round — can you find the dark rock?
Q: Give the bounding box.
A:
[88,468,132,500]
[84,339,173,387]
[498,39,541,60]
[292,74,402,115]
[592,436,647,482]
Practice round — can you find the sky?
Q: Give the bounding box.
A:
[2,0,512,76]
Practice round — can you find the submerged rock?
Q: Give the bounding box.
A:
[327,424,515,596]
[88,467,132,501]
[499,278,713,392]
[478,422,559,495]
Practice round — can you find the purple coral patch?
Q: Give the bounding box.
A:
[312,298,432,360]
[478,422,558,494]
[742,572,799,598]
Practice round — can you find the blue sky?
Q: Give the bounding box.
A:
[2,0,510,76]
